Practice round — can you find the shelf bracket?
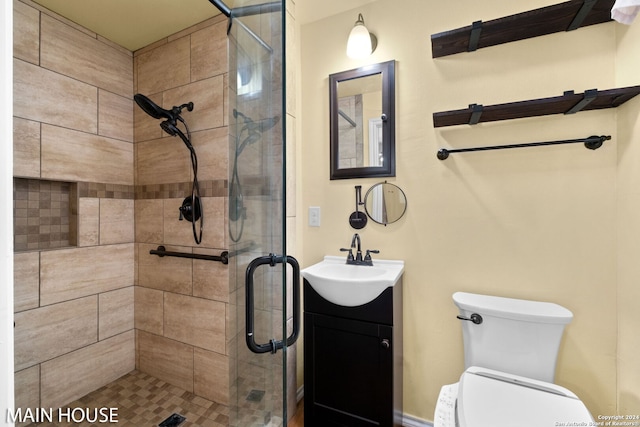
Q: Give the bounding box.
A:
[567,0,598,31]
[468,104,484,125]
[565,89,598,114]
[468,21,483,52]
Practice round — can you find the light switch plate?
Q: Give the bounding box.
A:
[308,206,321,227]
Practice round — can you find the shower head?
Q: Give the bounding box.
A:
[134,93,195,143]
[134,93,194,125]
[134,93,174,120]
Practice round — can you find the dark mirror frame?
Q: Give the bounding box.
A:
[329,60,396,180]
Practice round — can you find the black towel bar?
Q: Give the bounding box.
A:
[150,245,229,265]
[437,135,611,160]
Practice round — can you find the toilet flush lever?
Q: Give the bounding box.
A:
[457,313,483,325]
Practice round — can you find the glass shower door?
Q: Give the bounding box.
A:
[227,1,296,426]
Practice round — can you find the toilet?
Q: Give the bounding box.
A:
[434,292,593,427]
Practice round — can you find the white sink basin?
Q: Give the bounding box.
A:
[301,256,404,307]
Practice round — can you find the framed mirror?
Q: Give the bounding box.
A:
[329,60,396,180]
[364,182,407,225]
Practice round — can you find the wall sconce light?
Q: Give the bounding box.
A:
[346,13,377,59]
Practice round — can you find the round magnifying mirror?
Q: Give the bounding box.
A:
[364,182,407,225]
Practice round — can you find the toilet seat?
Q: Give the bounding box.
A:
[456,366,593,427]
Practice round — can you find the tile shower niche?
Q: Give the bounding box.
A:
[13,178,76,251]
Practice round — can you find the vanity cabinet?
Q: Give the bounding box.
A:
[303,279,403,427]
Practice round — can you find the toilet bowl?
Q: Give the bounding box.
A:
[434,292,593,427]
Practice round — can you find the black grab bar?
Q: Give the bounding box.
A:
[150,245,228,265]
[437,135,611,160]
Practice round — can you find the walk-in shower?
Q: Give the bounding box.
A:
[134,93,203,244]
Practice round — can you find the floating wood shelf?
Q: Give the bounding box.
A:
[431,0,615,58]
[432,86,640,128]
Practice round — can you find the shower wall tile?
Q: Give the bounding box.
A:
[194,348,229,405]
[14,365,40,427]
[202,197,226,248]
[193,251,229,303]
[134,286,164,335]
[99,286,134,340]
[40,243,135,306]
[13,251,39,312]
[164,292,226,353]
[13,0,39,65]
[136,137,191,186]
[41,330,135,409]
[191,127,229,181]
[14,59,98,134]
[77,182,135,199]
[136,330,194,393]
[13,118,40,178]
[77,197,99,247]
[137,243,192,295]
[190,20,228,82]
[99,198,135,245]
[136,36,191,95]
[40,14,133,98]
[41,124,134,185]
[14,296,98,371]
[164,75,225,132]
[135,199,164,243]
[98,89,134,142]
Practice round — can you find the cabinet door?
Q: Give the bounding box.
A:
[305,313,393,427]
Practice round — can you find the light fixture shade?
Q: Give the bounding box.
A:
[347,14,377,59]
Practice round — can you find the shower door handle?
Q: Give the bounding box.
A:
[245,254,300,354]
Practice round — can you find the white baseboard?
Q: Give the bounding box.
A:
[295,386,433,427]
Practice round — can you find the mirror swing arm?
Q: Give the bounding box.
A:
[329,60,396,180]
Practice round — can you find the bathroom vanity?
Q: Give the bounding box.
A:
[302,267,403,427]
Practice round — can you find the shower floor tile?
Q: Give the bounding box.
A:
[26,370,229,427]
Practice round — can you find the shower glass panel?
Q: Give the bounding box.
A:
[227,1,290,426]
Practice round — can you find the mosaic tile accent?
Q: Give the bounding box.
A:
[135,179,228,200]
[14,178,71,252]
[25,371,229,427]
[77,182,135,199]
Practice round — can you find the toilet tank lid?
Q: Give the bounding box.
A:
[453,292,573,324]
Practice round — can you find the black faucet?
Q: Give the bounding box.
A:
[340,233,379,266]
[351,233,362,262]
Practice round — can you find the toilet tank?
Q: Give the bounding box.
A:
[453,292,573,383]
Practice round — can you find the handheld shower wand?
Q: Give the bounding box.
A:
[134,94,203,245]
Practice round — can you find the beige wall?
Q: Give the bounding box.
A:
[13,0,135,420]
[299,0,640,422]
[615,18,640,416]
